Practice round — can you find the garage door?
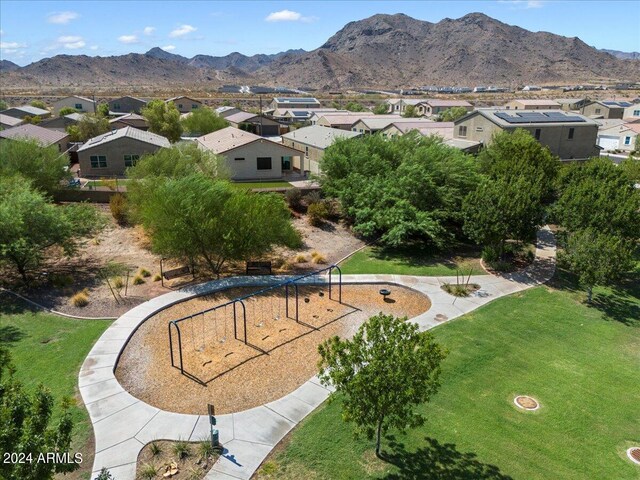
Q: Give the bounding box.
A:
[598,135,619,150]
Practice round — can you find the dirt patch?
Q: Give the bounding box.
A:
[514,395,540,411]
[136,439,218,480]
[116,284,430,415]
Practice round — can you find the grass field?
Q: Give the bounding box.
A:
[255,272,640,480]
[340,244,487,277]
[232,181,293,189]
[0,294,112,476]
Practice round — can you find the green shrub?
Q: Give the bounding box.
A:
[139,463,157,480]
[285,188,304,211]
[308,202,329,227]
[198,439,215,459]
[112,277,124,289]
[109,193,128,226]
[139,268,151,278]
[304,190,322,206]
[149,441,162,456]
[132,275,145,285]
[173,439,190,459]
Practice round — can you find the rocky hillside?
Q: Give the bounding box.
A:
[0,59,20,72]
[2,13,638,91]
[600,49,640,60]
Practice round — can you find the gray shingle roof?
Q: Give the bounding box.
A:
[0,123,68,146]
[0,114,24,127]
[281,125,361,149]
[77,126,169,152]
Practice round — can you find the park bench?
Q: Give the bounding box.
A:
[246,261,272,275]
[162,265,192,280]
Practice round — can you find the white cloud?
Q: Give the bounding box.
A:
[58,35,85,49]
[265,9,317,22]
[162,45,176,51]
[143,26,155,35]
[1,41,28,54]
[47,11,79,24]
[497,0,545,8]
[89,45,99,51]
[169,24,197,38]
[118,35,139,44]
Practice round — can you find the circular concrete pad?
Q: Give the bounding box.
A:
[514,395,540,411]
[627,447,640,465]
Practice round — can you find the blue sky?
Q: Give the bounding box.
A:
[1,1,639,65]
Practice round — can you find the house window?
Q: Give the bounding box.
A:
[178,104,183,109]
[305,146,309,156]
[192,104,198,109]
[124,154,140,167]
[624,136,632,145]
[235,157,245,161]
[90,155,107,168]
[595,108,601,114]
[75,103,82,109]
[534,128,541,140]
[633,110,640,116]
[113,103,121,110]
[458,126,467,137]
[568,128,575,140]
[257,157,272,170]
[475,127,483,132]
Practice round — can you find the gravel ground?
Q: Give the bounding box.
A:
[115,284,431,415]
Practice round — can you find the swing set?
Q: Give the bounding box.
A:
[168,265,342,383]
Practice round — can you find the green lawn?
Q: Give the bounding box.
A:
[0,294,112,470]
[340,245,487,276]
[232,181,293,189]
[84,178,129,189]
[255,273,640,480]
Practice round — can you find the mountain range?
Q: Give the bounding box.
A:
[1,13,638,91]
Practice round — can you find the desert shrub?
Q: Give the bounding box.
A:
[109,193,128,226]
[153,274,162,282]
[173,440,190,459]
[149,441,162,456]
[132,275,145,285]
[308,202,329,227]
[285,188,304,211]
[311,252,327,264]
[71,290,89,307]
[139,463,157,480]
[112,277,124,289]
[323,199,341,221]
[198,440,215,459]
[295,254,308,263]
[102,179,117,191]
[441,283,479,297]
[139,268,151,277]
[304,190,322,206]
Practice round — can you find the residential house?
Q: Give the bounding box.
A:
[581,100,632,119]
[267,97,321,111]
[215,106,242,118]
[385,98,404,113]
[623,103,640,120]
[196,126,304,180]
[225,111,281,136]
[504,99,560,110]
[555,98,588,112]
[39,112,84,132]
[281,125,361,175]
[269,108,339,125]
[108,113,149,131]
[597,122,640,152]
[77,126,169,178]
[108,96,148,115]
[0,123,70,152]
[454,110,600,160]
[415,100,473,117]
[0,113,24,130]
[317,113,397,130]
[309,109,348,125]
[351,117,435,135]
[380,121,482,153]
[52,95,95,115]
[0,105,51,120]
[166,96,202,114]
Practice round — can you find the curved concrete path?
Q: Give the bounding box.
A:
[80,227,556,480]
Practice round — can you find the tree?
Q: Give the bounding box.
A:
[130,174,300,276]
[619,157,640,184]
[181,107,228,136]
[479,129,560,202]
[344,101,366,112]
[0,99,8,111]
[0,139,71,195]
[96,103,110,117]
[564,229,634,302]
[321,134,479,247]
[22,115,41,125]
[0,177,104,283]
[402,104,419,118]
[58,106,78,117]
[373,103,389,115]
[463,176,545,260]
[66,113,110,142]
[555,157,640,240]
[0,348,79,480]
[142,100,183,142]
[29,99,46,110]
[127,142,227,180]
[437,106,469,122]
[318,313,446,458]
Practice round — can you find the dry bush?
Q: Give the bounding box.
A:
[295,254,308,263]
[139,268,151,278]
[311,252,327,264]
[70,290,89,307]
[133,275,145,285]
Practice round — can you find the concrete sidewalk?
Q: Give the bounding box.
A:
[79,227,556,480]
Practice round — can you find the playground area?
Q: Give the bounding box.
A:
[115,280,431,415]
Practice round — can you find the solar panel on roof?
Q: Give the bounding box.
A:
[494,112,586,124]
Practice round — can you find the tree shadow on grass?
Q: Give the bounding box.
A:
[0,291,39,316]
[382,436,513,480]
[0,325,27,345]
[590,275,640,327]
